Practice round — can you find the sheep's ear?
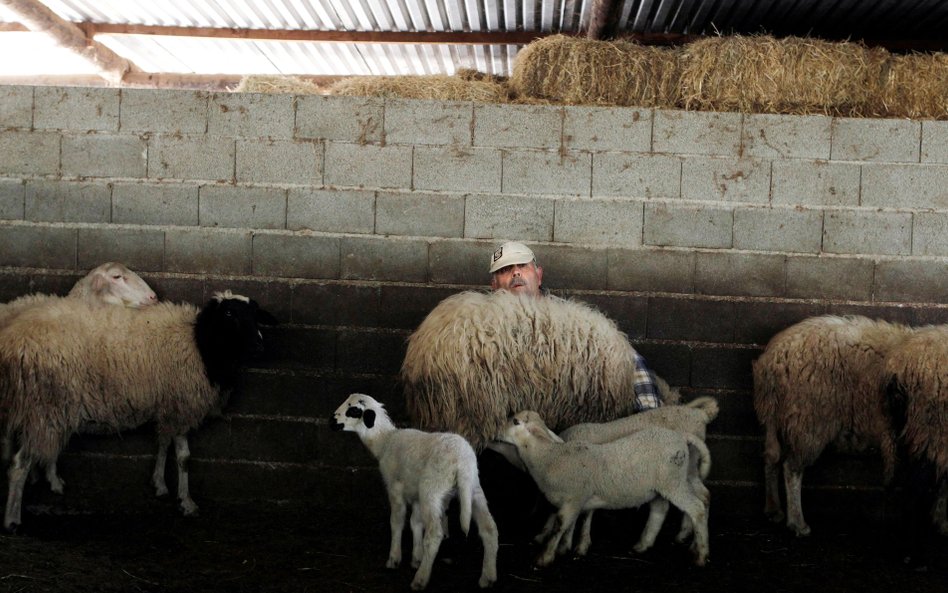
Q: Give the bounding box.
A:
[252,301,279,326]
[363,409,376,429]
[90,273,108,294]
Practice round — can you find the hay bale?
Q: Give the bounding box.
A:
[326,74,509,103]
[880,52,948,120]
[509,34,681,107]
[234,75,326,94]
[678,35,889,117]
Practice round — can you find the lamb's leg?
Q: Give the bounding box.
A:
[763,425,784,523]
[534,512,556,543]
[153,433,172,497]
[386,485,406,569]
[783,463,810,536]
[44,459,65,494]
[575,510,594,556]
[472,486,498,588]
[409,501,424,569]
[5,449,35,531]
[173,435,198,515]
[933,478,948,537]
[538,505,581,567]
[410,500,445,590]
[634,498,670,553]
[557,513,579,556]
[666,488,709,566]
[677,477,710,543]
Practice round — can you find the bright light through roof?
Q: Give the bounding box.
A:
[0,32,100,76]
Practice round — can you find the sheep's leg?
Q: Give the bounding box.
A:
[44,459,65,494]
[557,514,578,556]
[4,449,35,531]
[410,500,445,590]
[534,512,557,544]
[472,485,498,588]
[575,510,594,556]
[386,485,406,569]
[409,501,424,569]
[173,435,198,515]
[783,463,810,536]
[677,478,710,543]
[933,478,948,537]
[634,498,670,553]
[153,433,172,497]
[666,489,709,566]
[763,425,784,523]
[538,505,581,567]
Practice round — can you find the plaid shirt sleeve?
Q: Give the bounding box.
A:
[632,353,663,412]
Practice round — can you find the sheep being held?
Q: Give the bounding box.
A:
[501,410,711,567]
[402,290,679,452]
[753,315,914,537]
[1,290,277,530]
[331,393,498,590]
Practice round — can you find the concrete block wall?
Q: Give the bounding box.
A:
[1,84,947,522]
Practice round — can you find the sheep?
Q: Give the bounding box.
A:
[883,324,948,564]
[542,396,719,555]
[500,410,711,567]
[331,393,498,590]
[1,290,277,530]
[752,315,915,537]
[401,290,680,454]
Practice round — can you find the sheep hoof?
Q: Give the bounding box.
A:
[478,575,496,588]
[410,576,429,590]
[385,557,399,569]
[180,500,199,516]
[789,524,811,537]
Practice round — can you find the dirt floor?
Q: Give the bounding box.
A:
[1,490,945,593]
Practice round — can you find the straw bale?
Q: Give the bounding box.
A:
[678,35,889,117]
[234,75,326,95]
[509,34,681,107]
[880,52,948,120]
[326,74,509,103]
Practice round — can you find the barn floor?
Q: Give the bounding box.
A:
[1,495,945,593]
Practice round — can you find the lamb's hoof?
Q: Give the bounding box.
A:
[50,483,65,495]
[478,575,496,588]
[180,500,199,517]
[534,554,554,568]
[4,521,19,534]
[385,557,400,569]
[154,485,169,498]
[765,510,785,524]
[410,576,429,590]
[632,542,650,554]
[788,524,811,538]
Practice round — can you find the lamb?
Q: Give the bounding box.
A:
[401,290,680,453]
[1,290,277,530]
[331,393,498,590]
[752,315,915,537]
[501,410,711,567]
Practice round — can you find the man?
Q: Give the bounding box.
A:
[488,240,663,411]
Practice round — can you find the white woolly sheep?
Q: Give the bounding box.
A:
[1,290,277,530]
[331,393,498,590]
[753,315,915,537]
[501,411,711,567]
[402,290,680,453]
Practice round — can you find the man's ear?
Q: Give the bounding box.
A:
[363,409,376,429]
[535,265,543,287]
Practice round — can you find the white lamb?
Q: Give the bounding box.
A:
[501,410,711,567]
[331,393,498,590]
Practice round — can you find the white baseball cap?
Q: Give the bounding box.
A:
[489,241,536,274]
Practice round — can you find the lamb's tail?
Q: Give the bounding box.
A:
[655,375,681,405]
[684,433,712,480]
[686,396,720,423]
[456,455,477,536]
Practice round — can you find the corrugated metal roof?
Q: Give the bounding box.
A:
[1,1,948,84]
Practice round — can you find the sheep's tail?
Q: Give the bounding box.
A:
[686,396,720,423]
[456,456,477,536]
[685,433,712,480]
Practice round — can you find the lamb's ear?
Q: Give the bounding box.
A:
[363,409,376,429]
[527,423,553,442]
[547,428,565,443]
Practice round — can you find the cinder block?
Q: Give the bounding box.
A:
[741,113,832,159]
[553,198,643,246]
[225,417,317,463]
[77,227,165,272]
[831,117,921,163]
[606,247,695,293]
[464,193,554,241]
[207,92,295,138]
[164,228,252,275]
[771,160,860,206]
[647,296,737,342]
[384,99,473,145]
[121,89,208,134]
[61,134,147,178]
[287,188,375,233]
[921,121,948,164]
[149,135,235,182]
[236,139,322,185]
[913,211,948,256]
[562,292,648,339]
[112,182,199,226]
[0,86,32,128]
[0,179,24,220]
[34,87,119,131]
[644,201,733,248]
[263,326,337,371]
[563,106,651,152]
[695,252,786,297]
[874,259,948,304]
[502,149,591,197]
[324,142,412,189]
[529,243,609,291]
[341,236,428,282]
[591,152,681,199]
[861,163,948,209]
[199,185,286,230]
[653,110,742,156]
[0,130,60,175]
[0,224,77,268]
[295,95,384,143]
[786,255,874,301]
[473,103,563,149]
[691,346,756,390]
[24,180,111,223]
[379,284,471,329]
[823,209,912,256]
[732,300,827,345]
[291,282,380,326]
[252,232,340,279]
[337,329,408,375]
[375,191,464,238]
[428,239,494,286]
[681,156,770,203]
[733,206,823,253]
[634,342,691,387]
[413,145,502,193]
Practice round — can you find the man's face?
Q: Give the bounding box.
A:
[491,261,543,297]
